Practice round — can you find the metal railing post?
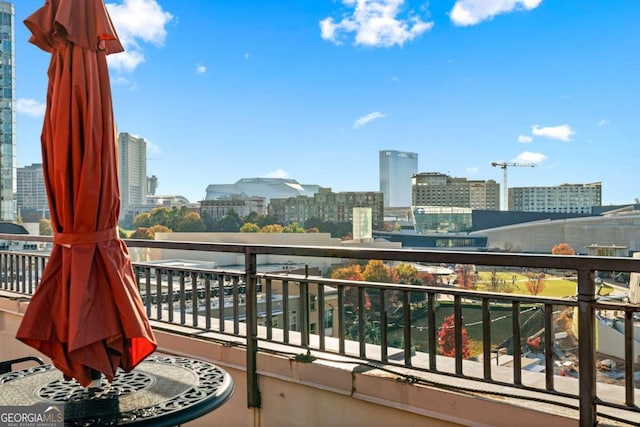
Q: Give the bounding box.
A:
[245,249,261,408]
[577,269,596,426]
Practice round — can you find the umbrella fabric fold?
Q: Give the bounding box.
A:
[16,0,157,387]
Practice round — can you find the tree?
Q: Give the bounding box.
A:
[438,314,470,359]
[416,271,435,286]
[552,243,576,255]
[118,228,129,239]
[240,222,260,232]
[331,264,365,308]
[524,272,546,296]
[149,224,172,238]
[283,222,305,233]
[331,264,364,281]
[133,212,152,228]
[363,260,392,283]
[454,264,476,289]
[200,209,216,231]
[176,212,205,232]
[260,224,283,233]
[39,219,53,236]
[149,207,170,227]
[130,227,153,239]
[393,263,418,284]
[305,227,320,233]
[214,212,241,232]
[304,217,352,238]
[244,212,278,228]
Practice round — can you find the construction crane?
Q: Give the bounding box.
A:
[491,162,537,210]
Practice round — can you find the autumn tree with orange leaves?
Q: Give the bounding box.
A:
[524,273,546,296]
[331,264,365,308]
[438,314,470,359]
[552,243,576,255]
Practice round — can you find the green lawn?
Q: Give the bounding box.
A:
[473,271,610,298]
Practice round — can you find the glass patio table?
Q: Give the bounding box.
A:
[0,355,234,426]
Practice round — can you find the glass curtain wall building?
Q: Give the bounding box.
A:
[379,150,417,208]
[0,1,15,221]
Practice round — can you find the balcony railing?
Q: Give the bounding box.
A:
[1,233,640,426]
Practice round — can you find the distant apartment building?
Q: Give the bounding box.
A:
[0,1,16,221]
[17,163,48,218]
[118,132,147,219]
[200,196,267,221]
[379,150,418,208]
[147,175,158,196]
[269,188,384,229]
[412,172,500,210]
[509,182,602,213]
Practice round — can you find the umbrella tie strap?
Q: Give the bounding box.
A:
[54,228,118,247]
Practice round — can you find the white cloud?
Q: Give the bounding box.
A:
[196,65,207,74]
[320,0,433,47]
[353,111,387,129]
[597,119,610,126]
[518,135,533,143]
[16,99,46,117]
[450,0,542,26]
[244,53,250,60]
[106,0,173,73]
[514,151,546,164]
[266,169,289,179]
[531,124,575,141]
[467,167,479,174]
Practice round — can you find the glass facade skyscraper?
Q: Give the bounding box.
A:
[0,1,15,221]
[379,150,418,208]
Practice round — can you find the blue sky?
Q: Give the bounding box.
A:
[16,0,640,205]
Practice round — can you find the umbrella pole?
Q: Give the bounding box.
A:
[89,368,103,389]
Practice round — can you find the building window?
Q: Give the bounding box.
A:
[324,308,333,329]
[290,311,297,331]
[310,294,316,311]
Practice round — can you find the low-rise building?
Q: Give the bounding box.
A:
[269,188,384,229]
[508,182,602,213]
[412,172,500,210]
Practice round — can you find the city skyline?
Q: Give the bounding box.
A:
[15,1,640,205]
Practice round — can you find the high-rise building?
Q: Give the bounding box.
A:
[379,150,418,208]
[509,182,602,213]
[17,163,48,218]
[0,1,16,221]
[412,172,500,210]
[118,132,147,218]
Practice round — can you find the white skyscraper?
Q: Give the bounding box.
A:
[379,150,418,208]
[118,132,147,218]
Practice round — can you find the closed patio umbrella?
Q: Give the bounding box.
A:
[16,0,157,387]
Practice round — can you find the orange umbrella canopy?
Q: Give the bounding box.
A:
[17,0,157,387]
